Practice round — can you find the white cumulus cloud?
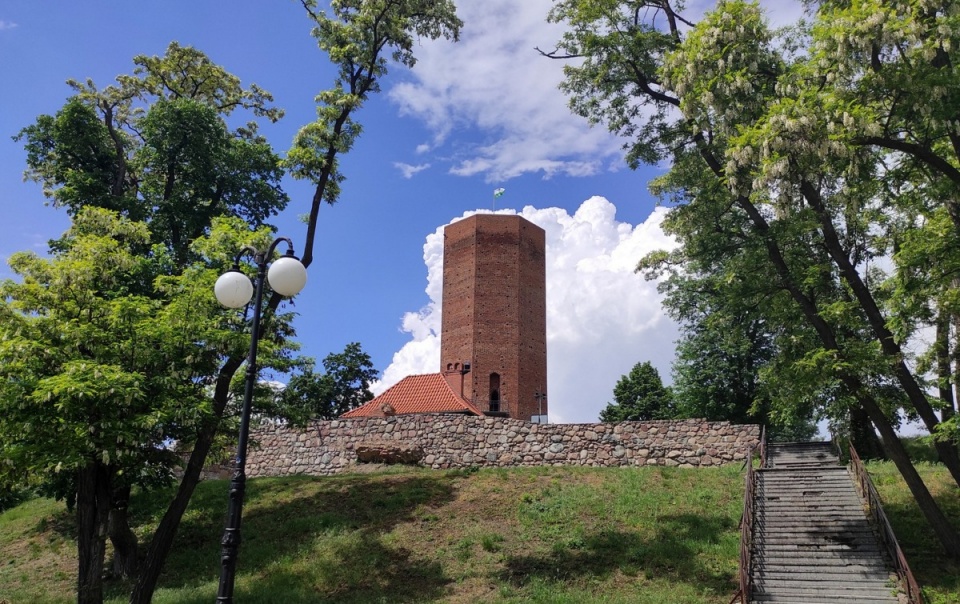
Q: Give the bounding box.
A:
[0,20,17,31]
[374,197,679,423]
[387,1,806,184]
[393,162,431,179]
[388,0,626,183]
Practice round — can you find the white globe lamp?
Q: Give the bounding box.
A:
[214,270,254,308]
[267,255,307,297]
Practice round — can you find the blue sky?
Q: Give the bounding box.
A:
[0,1,814,423]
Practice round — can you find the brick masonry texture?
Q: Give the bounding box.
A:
[439,215,547,421]
[245,416,761,477]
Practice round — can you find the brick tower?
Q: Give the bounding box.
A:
[440,214,547,422]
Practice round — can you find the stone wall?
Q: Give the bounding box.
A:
[246,415,760,477]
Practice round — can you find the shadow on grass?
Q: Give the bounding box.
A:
[167,530,448,604]
[31,507,76,542]
[501,513,736,595]
[241,539,446,604]
[103,471,458,602]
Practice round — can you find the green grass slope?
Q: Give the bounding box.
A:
[868,461,960,604]
[0,462,956,603]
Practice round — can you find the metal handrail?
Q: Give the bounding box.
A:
[759,425,767,468]
[471,397,510,414]
[848,444,924,604]
[737,453,755,603]
[734,426,764,604]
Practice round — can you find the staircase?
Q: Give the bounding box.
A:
[750,442,900,603]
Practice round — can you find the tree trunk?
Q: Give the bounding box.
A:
[849,406,885,461]
[129,355,244,604]
[129,424,219,603]
[855,393,960,558]
[937,313,955,426]
[77,462,112,604]
[108,484,138,579]
[948,307,960,422]
[800,181,960,486]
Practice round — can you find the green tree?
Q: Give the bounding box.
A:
[648,252,819,441]
[547,0,960,555]
[279,342,379,423]
[14,42,294,592]
[131,4,461,601]
[11,5,461,600]
[16,42,287,266]
[0,209,269,603]
[599,361,674,422]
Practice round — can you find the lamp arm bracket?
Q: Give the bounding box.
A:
[266,236,295,260]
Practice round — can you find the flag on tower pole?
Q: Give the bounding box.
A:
[493,187,505,210]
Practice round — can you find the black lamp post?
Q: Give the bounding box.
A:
[213,237,306,603]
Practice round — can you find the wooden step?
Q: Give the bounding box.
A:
[754,580,896,596]
[747,441,899,604]
[752,593,898,603]
[754,534,880,545]
[753,572,892,581]
[752,550,888,560]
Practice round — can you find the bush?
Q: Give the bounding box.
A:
[0,485,31,513]
[899,434,941,464]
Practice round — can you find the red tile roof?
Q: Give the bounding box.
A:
[342,373,483,418]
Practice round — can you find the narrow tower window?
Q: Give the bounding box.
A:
[489,373,501,413]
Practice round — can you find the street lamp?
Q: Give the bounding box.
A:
[535,388,547,424]
[213,237,306,603]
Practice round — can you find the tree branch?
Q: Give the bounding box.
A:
[535,46,580,60]
[856,135,960,187]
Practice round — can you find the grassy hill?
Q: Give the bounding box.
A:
[1,462,957,603]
